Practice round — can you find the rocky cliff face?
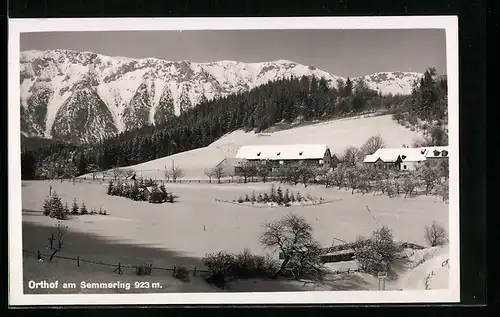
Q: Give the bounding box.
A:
[20,49,423,143]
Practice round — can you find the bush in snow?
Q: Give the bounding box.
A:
[424,221,448,246]
[71,198,79,215]
[353,226,398,276]
[42,192,67,220]
[80,202,88,215]
[173,266,190,281]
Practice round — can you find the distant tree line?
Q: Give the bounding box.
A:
[392,68,448,146]
[21,74,411,180]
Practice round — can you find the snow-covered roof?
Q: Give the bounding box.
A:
[236,144,329,160]
[363,148,427,163]
[422,146,449,158]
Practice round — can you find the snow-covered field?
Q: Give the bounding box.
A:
[395,245,450,290]
[22,180,447,260]
[93,114,421,180]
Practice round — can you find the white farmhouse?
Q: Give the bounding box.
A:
[363,146,449,171]
[235,144,335,166]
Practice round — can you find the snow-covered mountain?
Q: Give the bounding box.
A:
[20,49,422,143]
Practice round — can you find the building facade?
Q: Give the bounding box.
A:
[235,144,333,167]
[363,146,449,171]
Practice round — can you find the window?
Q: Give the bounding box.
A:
[299,151,303,156]
[403,165,407,170]
[257,152,261,157]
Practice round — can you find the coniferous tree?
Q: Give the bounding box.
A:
[71,198,80,215]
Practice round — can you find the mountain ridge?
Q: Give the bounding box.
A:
[20,49,424,143]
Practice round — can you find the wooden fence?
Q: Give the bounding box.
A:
[60,177,281,185]
[23,250,210,277]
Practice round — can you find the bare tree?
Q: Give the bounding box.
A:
[204,168,214,183]
[353,226,398,275]
[424,222,448,246]
[401,174,419,198]
[260,214,323,279]
[164,166,171,182]
[342,146,362,167]
[111,166,124,181]
[331,164,347,189]
[168,163,185,183]
[411,136,433,148]
[361,135,385,156]
[297,163,316,187]
[256,164,272,183]
[345,167,362,194]
[317,165,333,188]
[212,165,226,184]
[87,163,101,180]
[418,163,441,195]
[49,221,68,262]
[239,161,257,184]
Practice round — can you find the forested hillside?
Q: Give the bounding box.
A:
[20,70,446,180]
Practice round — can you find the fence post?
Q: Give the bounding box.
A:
[77,256,80,267]
[113,262,122,275]
[48,234,54,250]
[37,250,41,261]
[172,266,176,276]
[193,267,197,276]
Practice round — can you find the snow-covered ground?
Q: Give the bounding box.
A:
[22,180,447,260]
[395,245,449,290]
[90,114,421,180]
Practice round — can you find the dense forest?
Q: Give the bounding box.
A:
[21,70,447,180]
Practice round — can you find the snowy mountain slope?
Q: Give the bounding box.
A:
[20,49,422,143]
[95,114,422,180]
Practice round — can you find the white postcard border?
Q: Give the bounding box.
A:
[8,16,459,306]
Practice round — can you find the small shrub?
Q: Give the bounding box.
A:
[173,266,190,281]
[244,194,250,202]
[290,192,296,202]
[202,251,236,283]
[276,187,284,204]
[296,192,302,202]
[237,196,244,203]
[424,221,448,246]
[232,249,279,278]
[71,198,79,215]
[64,202,70,214]
[354,226,398,275]
[102,209,107,215]
[257,193,264,203]
[284,189,291,204]
[263,193,270,202]
[80,203,88,215]
[135,264,152,276]
[168,193,175,203]
[251,191,257,202]
[270,184,277,201]
[107,181,113,195]
[42,192,66,220]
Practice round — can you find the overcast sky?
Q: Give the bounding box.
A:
[21,29,446,78]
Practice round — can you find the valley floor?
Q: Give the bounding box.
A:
[20,180,449,293]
